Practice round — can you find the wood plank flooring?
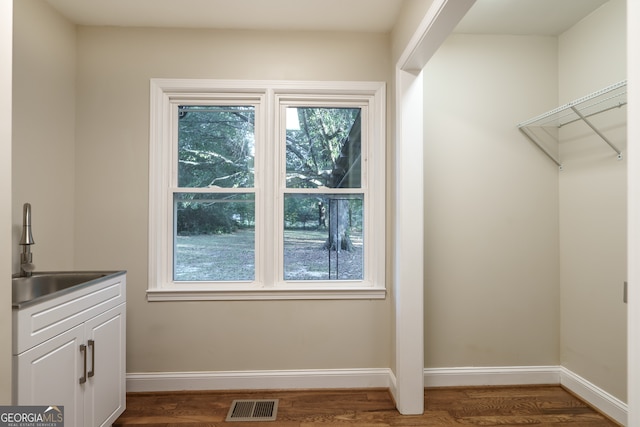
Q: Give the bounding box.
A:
[113,386,620,426]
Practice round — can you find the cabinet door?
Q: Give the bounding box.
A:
[83,303,126,427]
[15,324,85,427]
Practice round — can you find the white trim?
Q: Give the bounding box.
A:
[559,367,628,426]
[126,368,392,393]
[148,79,386,300]
[424,366,627,426]
[388,369,398,402]
[628,0,640,423]
[146,287,386,301]
[393,68,425,415]
[150,78,385,96]
[396,0,475,71]
[126,365,627,425]
[424,366,560,388]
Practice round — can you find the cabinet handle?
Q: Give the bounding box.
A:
[88,339,95,378]
[79,344,87,384]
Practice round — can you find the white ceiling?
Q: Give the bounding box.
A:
[455,0,609,36]
[44,0,610,35]
[43,0,404,32]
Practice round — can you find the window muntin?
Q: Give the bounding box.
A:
[148,79,385,300]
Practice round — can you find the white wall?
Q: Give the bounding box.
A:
[12,0,76,273]
[0,0,13,404]
[422,34,560,368]
[558,0,627,401]
[73,26,393,373]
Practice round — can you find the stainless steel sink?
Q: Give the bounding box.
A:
[12,271,121,308]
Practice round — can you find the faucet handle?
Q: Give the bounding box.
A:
[19,203,35,245]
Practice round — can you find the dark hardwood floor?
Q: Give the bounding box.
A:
[113,385,620,426]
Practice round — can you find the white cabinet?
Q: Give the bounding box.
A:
[13,272,126,427]
[15,324,85,425]
[84,305,126,427]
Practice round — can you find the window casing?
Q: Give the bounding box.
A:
[148,79,385,300]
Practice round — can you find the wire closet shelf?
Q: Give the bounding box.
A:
[517,80,627,169]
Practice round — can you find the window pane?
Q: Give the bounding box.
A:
[178,105,255,188]
[174,192,255,281]
[284,194,363,280]
[285,107,362,189]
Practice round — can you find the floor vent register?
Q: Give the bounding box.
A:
[226,399,279,422]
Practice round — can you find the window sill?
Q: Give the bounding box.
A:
[146,286,386,301]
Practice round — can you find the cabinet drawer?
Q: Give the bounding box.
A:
[13,273,126,355]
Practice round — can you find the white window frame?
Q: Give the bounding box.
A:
[148,79,386,301]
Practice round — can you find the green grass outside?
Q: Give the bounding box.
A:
[175,229,363,282]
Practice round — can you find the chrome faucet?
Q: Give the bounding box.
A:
[19,203,36,277]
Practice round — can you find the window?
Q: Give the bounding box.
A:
[148,79,385,300]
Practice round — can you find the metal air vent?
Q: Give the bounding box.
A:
[226,399,279,422]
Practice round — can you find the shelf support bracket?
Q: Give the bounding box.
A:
[570,105,623,160]
[518,127,562,169]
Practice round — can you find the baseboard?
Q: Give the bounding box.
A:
[127,368,392,393]
[388,369,398,406]
[424,366,627,426]
[559,367,627,426]
[127,366,627,425]
[424,365,560,387]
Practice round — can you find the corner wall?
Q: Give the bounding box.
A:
[558,0,627,401]
[0,0,13,404]
[12,0,77,273]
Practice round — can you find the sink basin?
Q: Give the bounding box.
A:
[12,271,121,308]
